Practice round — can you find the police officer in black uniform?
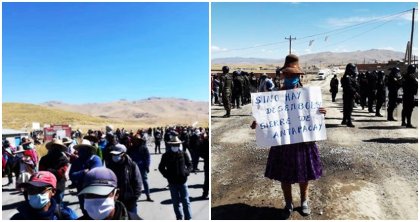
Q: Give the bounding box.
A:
[375,70,386,117]
[329,74,339,102]
[341,63,359,127]
[358,71,369,110]
[401,64,418,128]
[249,72,258,92]
[232,71,243,109]
[221,66,233,118]
[351,70,360,108]
[367,70,378,113]
[242,71,251,105]
[386,67,402,121]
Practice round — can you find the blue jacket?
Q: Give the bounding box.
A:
[11,198,78,220]
[69,154,102,191]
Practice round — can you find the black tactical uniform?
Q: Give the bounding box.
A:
[386,67,402,121]
[221,66,233,117]
[352,72,360,107]
[249,72,258,92]
[330,75,339,102]
[358,72,369,109]
[375,71,386,117]
[401,65,418,128]
[242,72,251,105]
[341,63,359,127]
[232,71,243,109]
[367,70,378,113]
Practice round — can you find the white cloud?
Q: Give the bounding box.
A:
[400,12,418,22]
[325,12,416,28]
[379,46,395,51]
[332,46,349,52]
[326,16,380,28]
[304,48,312,54]
[211,45,228,52]
[261,49,275,53]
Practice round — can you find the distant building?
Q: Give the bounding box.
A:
[2,129,29,147]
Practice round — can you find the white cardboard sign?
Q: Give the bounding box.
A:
[251,87,327,147]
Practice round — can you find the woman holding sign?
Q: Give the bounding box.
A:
[251,54,326,218]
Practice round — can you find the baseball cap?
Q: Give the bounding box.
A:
[78,167,118,196]
[21,171,57,189]
[109,144,127,155]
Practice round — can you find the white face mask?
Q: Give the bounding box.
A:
[171,146,180,152]
[84,196,115,220]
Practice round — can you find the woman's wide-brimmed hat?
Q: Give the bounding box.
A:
[73,139,96,152]
[280,54,304,74]
[167,135,183,144]
[45,138,67,151]
[62,137,73,145]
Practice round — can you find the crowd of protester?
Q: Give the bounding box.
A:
[2,124,209,220]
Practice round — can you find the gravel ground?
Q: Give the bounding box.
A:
[211,76,418,220]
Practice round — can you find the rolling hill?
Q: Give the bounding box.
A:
[212,49,406,66]
[2,103,110,130]
[3,98,209,131]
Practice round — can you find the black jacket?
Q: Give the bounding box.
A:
[107,155,142,207]
[159,150,192,184]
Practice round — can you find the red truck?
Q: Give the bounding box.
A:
[43,124,72,142]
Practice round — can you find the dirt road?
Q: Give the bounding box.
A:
[211,76,418,220]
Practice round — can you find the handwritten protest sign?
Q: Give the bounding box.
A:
[251,87,326,147]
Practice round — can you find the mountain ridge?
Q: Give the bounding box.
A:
[212,49,406,65]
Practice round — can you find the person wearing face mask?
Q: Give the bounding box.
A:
[107,143,143,216]
[69,139,102,216]
[39,139,70,206]
[159,135,193,220]
[11,171,77,220]
[78,167,141,220]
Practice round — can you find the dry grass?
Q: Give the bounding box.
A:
[3,103,112,131]
[3,103,209,132]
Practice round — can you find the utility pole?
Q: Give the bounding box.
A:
[285,35,296,54]
[409,8,415,64]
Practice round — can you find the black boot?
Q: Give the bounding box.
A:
[375,106,382,116]
[146,195,154,202]
[223,111,230,118]
[387,110,396,121]
[406,112,415,128]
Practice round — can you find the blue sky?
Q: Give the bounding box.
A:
[212,2,418,59]
[3,2,209,103]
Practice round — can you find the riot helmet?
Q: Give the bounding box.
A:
[407,64,417,74]
[222,66,230,74]
[345,63,358,77]
[390,67,400,74]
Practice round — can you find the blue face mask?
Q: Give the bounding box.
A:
[112,155,123,163]
[28,192,50,209]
